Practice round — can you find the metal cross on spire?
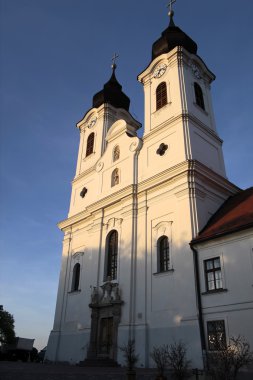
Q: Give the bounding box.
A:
[167,0,176,16]
[111,53,119,70]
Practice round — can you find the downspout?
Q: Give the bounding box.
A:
[129,144,140,341]
[101,104,109,155]
[96,208,104,289]
[190,244,207,368]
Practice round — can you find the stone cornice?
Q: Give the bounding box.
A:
[58,185,134,230]
[138,161,189,194]
[188,160,240,195]
[143,111,222,145]
[72,165,97,184]
[58,160,239,231]
[184,113,223,144]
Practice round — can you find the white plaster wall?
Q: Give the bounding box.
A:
[46,42,242,369]
[196,231,253,349]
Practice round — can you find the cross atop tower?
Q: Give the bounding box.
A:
[167,0,176,16]
[111,53,119,70]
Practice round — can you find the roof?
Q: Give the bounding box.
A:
[92,66,130,111]
[192,187,253,244]
[152,13,197,60]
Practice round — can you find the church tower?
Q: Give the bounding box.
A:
[46,5,239,369]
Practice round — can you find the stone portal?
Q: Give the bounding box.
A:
[84,279,123,366]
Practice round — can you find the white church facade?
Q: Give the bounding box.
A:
[45,8,253,369]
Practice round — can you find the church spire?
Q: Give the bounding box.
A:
[167,0,176,27]
[92,54,130,111]
[151,1,197,60]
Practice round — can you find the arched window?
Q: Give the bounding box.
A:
[86,132,94,157]
[111,168,119,187]
[71,263,80,291]
[158,236,170,272]
[194,82,205,110]
[156,82,167,110]
[113,145,120,162]
[106,230,118,280]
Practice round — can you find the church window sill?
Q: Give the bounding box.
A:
[153,269,174,276]
[68,289,81,294]
[152,102,172,115]
[82,151,96,162]
[193,102,208,115]
[201,288,228,295]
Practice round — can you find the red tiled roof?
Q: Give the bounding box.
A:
[192,187,253,243]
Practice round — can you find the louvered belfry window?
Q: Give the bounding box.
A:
[156,82,167,110]
[86,132,94,157]
[106,230,118,280]
[194,82,205,110]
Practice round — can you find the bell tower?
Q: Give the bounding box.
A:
[138,7,226,181]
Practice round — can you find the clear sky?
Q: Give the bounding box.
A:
[0,0,252,351]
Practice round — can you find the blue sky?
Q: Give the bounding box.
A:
[0,0,252,351]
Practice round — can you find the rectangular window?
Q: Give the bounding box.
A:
[207,320,226,350]
[204,257,222,291]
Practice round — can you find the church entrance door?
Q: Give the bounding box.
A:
[98,317,113,357]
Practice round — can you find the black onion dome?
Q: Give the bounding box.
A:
[152,13,198,60]
[92,66,130,111]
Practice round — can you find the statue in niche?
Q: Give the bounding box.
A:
[113,145,120,162]
[111,168,119,187]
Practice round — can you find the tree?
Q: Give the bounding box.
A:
[0,305,15,345]
[119,339,139,379]
[150,344,169,379]
[119,339,139,371]
[207,335,253,380]
[167,341,191,380]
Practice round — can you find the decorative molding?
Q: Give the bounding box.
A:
[129,138,143,152]
[88,117,97,129]
[153,221,173,240]
[95,161,104,172]
[59,160,239,231]
[104,217,123,231]
[189,60,202,79]
[72,251,84,259]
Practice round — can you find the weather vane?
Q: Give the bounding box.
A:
[167,0,176,16]
[111,53,119,70]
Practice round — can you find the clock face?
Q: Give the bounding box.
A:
[153,63,167,78]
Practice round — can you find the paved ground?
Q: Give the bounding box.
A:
[0,362,158,380]
[1,362,253,380]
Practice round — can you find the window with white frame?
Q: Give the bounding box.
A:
[204,257,223,291]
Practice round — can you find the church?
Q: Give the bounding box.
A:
[45,5,253,369]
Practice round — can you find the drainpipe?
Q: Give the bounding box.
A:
[190,244,207,368]
[97,208,104,289]
[129,142,140,342]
